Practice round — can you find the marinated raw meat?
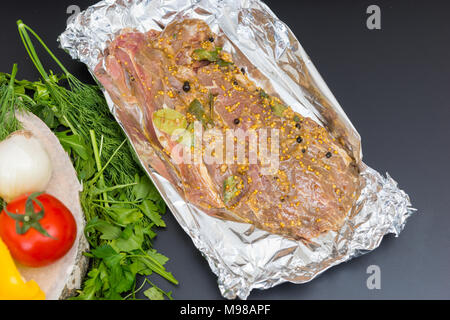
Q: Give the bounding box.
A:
[94,19,361,240]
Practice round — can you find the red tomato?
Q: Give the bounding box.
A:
[0,193,77,267]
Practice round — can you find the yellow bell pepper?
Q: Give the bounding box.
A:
[0,237,45,300]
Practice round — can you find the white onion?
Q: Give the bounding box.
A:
[0,131,52,202]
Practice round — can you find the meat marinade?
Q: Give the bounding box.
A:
[94,19,361,240]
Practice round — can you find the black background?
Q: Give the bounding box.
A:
[0,0,449,299]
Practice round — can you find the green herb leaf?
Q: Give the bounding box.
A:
[112,224,144,252]
[71,268,102,300]
[142,224,157,239]
[91,245,134,295]
[76,156,96,181]
[129,260,152,276]
[146,249,169,266]
[30,104,58,128]
[132,175,156,200]
[85,216,121,240]
[108,207,143,225]
[13,85,25,95]
[140,200,166,227]
[143,286,165,300]
[55,130,89,160]
[0,73,7,86]
[91,244,120,260]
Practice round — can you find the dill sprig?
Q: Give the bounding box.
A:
[17,21,138,186]
[0,64,26,140]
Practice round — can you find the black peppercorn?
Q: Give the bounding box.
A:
[296,136,303,143]
[182,81,190,92]
[233,80,238,86]
[295,123,301,129]
[302,148,306,153]
[241,67,246,74]
[208,37,214,42]
[326,152,332,158]
[234,118,240,125]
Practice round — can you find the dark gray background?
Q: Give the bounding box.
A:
[1,0,449,299]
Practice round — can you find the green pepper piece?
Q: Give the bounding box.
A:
[271,101,288,117]
[188,99,213,127]
[223,175,243,205]
[192,47,222,62]
[259,90,269,99]
[217,59,233,67]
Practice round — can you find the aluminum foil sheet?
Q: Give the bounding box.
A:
[59,0,415,299]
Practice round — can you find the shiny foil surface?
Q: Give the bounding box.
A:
[60,0,415,299]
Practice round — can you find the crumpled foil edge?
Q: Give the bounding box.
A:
[59,0,415,299]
